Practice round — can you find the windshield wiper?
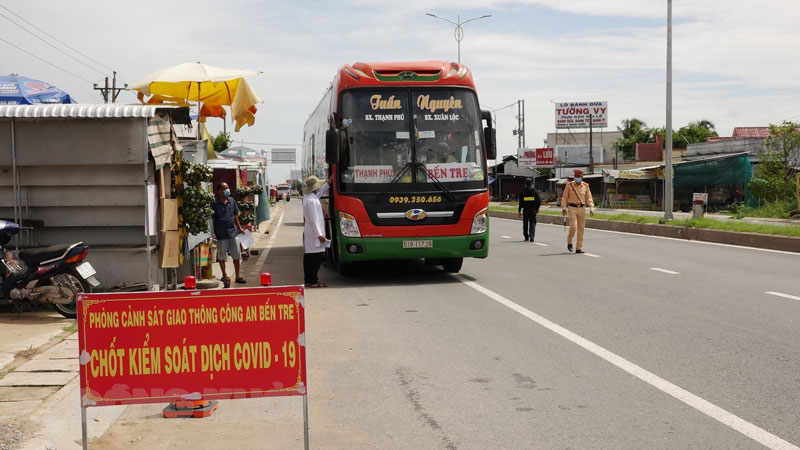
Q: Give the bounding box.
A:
[412,162,456,201]
[378,161,415,199]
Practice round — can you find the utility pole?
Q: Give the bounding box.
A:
[664,0,674,220]
[515,99,525,150]
[589,113,594,173]
[93,71,128,103]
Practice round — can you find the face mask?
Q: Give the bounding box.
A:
[574,178,582,184]
[223,188,231,196]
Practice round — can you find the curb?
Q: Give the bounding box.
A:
[489,210,800,253]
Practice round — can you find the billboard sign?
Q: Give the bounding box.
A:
[271,148,296,164]
[555,101,607,129]
[77,286,306,407]
[535,148,554,167]
[519,148,554,167]
[518,148,536,166]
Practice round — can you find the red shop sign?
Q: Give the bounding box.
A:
[77,286,306,407]
[535,148,554,167]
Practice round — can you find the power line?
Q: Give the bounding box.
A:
[0,4,114,74]
[0,36,94,83]
[0,10,106,77]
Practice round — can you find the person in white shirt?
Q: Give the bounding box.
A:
[302,174,333,287]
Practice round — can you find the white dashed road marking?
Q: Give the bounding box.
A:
[650,268,680,275]
[582,252,601,257]
[456,275,799,450]
[765,291,800,302]
[533,243,548,247]
[500,235,512,239]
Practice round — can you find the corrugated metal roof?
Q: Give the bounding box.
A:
[0,103,181,119]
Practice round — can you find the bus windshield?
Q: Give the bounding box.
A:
[338,88,485,192]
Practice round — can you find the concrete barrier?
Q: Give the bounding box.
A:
[489,210,800,253]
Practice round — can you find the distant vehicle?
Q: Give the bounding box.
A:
[289,189,300,197]
[276,184,291,202]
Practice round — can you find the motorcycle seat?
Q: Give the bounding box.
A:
[19,242,83,265]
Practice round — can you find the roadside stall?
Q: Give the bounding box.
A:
[0,104,191,289]
[603,167,660,210]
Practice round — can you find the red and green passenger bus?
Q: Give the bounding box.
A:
[302,61,495,273]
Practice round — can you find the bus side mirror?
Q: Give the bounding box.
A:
[325,129,339,164]
[484,127,496,159]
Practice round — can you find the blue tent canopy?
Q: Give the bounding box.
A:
[0,74,76,105]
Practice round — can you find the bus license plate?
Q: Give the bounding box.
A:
[76,262,96,279]
[402,240,433,249]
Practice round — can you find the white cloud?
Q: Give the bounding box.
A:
[3,0,800,170]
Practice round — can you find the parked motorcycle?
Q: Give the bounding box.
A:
[0,219,99,318]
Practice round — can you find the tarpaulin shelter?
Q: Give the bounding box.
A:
[673,152,753,208]
[602,153,754,211]
[0,74,76,105]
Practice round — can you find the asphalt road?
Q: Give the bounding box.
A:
[298,203,800,450]
[43,202,798,450]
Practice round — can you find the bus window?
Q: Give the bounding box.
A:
[340,90,412,184]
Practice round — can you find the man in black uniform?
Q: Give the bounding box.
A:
[517,178,541,242]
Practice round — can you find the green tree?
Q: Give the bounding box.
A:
[763,121,800,171]
[614,118,653,160]
[212,131,232,153]
[751,121,800,204]
[653,120,718,148]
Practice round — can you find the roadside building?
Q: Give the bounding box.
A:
[0,104,196,288]
[546,130,623,166]
[489,155,542,201]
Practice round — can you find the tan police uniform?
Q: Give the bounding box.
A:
[560,180,594,251]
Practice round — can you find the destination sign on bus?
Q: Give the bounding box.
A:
[353,165,395,183]
[425,163,472,182]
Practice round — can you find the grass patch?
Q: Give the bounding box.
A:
[670,218,800,236]
[492,205,517,212]
[594,213,661,224]
[63,322,77,333]
[14,345,36,359]
[489,206,800,237]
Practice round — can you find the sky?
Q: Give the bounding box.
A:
[3,0,800,183]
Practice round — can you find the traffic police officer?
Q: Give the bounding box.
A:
[560,169,595,253]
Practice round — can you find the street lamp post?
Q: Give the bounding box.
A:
[426,12,492,64]
[664,0,674,220]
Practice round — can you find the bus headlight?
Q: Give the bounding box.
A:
[471,208,488,234]
[339,212,361,237]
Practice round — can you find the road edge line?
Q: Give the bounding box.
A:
[455,274,799,450]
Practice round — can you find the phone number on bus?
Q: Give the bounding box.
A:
[388,195,443,204]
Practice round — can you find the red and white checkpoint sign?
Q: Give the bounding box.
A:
[77,286,306,407]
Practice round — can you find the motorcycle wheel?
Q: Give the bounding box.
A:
[51,270,89,319]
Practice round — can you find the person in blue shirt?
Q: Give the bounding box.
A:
[211,182,245,285]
